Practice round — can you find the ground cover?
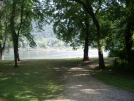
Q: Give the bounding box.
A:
[0,58,134,101]
[89,58,134,92]
[0,59,77,101]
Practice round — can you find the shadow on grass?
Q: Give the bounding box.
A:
[0,59,81,101]
[90,65,134,93]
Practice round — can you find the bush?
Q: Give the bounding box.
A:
[112,58,134,73]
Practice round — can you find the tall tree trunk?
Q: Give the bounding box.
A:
[0,40,6,60]
[13,40,18,68]
[1,49,4,60]
[83,15,89,61]
[72,0,105,69]
[88,7,105,69]
[0,23,8,60]
[1,43,5,60]
[89,6,105,69]
[10,0,18,68]
[0,42,2,59]
[98,35,105,69]
[17,48,20,61]
[125,22,134,62]
[83,38,89,61]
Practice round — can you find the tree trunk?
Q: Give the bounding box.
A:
[14,41,18,68]
[74,0,105,69]
[83,38,89,61]
[17,48,20,61]
[10,1,18,68]
[97,27,105,69]
[98,43,105,69]
[83,15,89,61]
[1,48,5,60]
[125,22,134,62]
[0,40,6,60]
[89,8,105,69]
[0,51,2,60]
[0,42,2,60]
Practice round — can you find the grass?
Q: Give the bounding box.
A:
[90,58,134,92]
[0,59,80,101]
[0,58,134,101]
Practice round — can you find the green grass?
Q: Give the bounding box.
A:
[0,59,80,101]
[91,70,134,92]
[90,58,134,92]
[0,58,134,101]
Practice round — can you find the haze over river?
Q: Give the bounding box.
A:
[4,48,109,60]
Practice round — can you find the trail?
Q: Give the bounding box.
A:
[47,62,134,101]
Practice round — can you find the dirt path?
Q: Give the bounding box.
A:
[48,62,134,101]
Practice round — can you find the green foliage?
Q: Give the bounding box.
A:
[44,0,92,49]
[112,58,134,73]
[104,0,134,60]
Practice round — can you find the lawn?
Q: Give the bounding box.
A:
[0,58,134,101]
[0,59,80,101]
[90,58,134,92]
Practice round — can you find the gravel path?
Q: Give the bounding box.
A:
[48,62,134,101]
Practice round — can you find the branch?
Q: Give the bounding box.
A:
[70,0,100,31]
[69,0,94,18]
[17,0,25,36]
[95,0,102,15]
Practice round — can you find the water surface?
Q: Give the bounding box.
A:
[4,49,109,60]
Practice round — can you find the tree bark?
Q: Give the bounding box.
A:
[83,15,89,61]
[125,22,134,62]
[17,48,20,61]
[87,1,105,69]
[1,50,4,60]
[71,0,105,69]
[13,41,18,68]
[0,37,6,60]
[10,1,18,68]
[83,38,89,61]
[85,2,105,69]
[0,42,2,60]
[0,44,5,60]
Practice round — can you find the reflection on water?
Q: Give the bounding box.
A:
[4,49,109,60]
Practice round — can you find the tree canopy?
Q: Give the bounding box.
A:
[0,0,134,70]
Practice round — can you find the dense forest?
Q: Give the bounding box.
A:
[0,0,134,71]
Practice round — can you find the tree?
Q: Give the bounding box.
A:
[0,22,8,60]
[124,0,134,62]
[83,13,90,61]
[47,0,92,61]
[9,0,45,68]
[104,0,134,62]
[68,0,105,69]
[0,0,11,60]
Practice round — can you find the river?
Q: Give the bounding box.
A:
[4,48,109,60]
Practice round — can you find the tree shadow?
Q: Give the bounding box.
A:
[62,63,134,101]
[0,59,68,101]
